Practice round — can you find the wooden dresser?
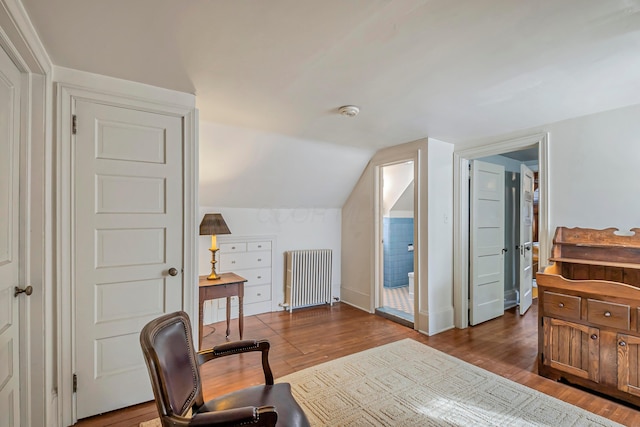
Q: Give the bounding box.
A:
[537,227,640,406]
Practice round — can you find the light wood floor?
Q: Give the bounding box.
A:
[75,301,640,426]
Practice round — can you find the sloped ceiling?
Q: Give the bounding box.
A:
[21,0,640,149]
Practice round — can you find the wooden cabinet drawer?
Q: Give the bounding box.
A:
[587,299,630,330]
[220,251,271,270]
[242,267,271,286]
[543,291,581,320]
[248,241,271,252]
[245,284,271,304]
[219,243,246,253]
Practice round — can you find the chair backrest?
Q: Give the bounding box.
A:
[140,311,203,418]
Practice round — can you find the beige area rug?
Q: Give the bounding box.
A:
[141,338,623,426]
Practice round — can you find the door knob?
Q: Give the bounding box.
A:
[168,268,179,276]
[15,285,33,297]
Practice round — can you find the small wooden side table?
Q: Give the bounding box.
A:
[198,272,247,350]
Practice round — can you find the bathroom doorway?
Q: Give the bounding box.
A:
[376,161,415,326]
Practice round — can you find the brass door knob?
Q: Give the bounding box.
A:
[15,285,33,297]
[168,268,179,276]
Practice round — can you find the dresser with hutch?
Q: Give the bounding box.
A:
[537,227,640,406]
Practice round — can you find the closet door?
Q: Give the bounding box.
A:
[0,42,23,427]
[74,100,184,418]
[519,163,534,315]
[470,160,505,326]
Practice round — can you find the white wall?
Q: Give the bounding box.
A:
[426,138,454,335]
[198,206,342,320]
[199,120,374,208]
[547,105,640,233]
[382,161,414,216]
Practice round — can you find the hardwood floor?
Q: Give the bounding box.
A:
[74,301,640,426]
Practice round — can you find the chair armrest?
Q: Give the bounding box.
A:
[188,406,277,427]
[197,339,274,385]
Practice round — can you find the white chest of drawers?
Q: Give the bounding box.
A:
[216,236,275,319]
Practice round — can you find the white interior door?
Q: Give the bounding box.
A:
[0,45,22,427]
[519,164,534,315]
[470,160,505,326]
[74,100,184,418]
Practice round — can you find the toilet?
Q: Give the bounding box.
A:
[408,272,414,297]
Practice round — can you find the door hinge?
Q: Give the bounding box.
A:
[73,373,77,393]
[72,115,77,135]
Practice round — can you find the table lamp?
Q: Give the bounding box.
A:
[199,213,231,280]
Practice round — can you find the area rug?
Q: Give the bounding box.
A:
[141,338,623,426]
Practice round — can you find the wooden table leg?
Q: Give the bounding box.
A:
[239,295,243,339]
[225,297,231,337]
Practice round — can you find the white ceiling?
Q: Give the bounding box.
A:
[21,0,640,149]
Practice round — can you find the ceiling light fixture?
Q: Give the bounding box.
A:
[339,105,360,117]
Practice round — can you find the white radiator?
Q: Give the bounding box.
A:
[284,249,333,312]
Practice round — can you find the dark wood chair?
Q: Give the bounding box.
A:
[140,311,310,427]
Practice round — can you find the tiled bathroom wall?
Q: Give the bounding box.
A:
[383,217,414,288]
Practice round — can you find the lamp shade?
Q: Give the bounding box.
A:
[199,213,231,236]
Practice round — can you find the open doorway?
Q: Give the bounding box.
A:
[469,150,538,325]
[376,161,415,327]
[453,134,549,329]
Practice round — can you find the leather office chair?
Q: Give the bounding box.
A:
[140,311,310,427]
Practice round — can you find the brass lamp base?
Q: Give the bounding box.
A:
[207,247,221,280]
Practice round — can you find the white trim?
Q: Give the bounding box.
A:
[53,66,194,109]
[0,0,52,74]
[56,79,197,425]
[453,133,550,328]
[373,152,420,327]
[373,164,381,313]
[0,1,53,426]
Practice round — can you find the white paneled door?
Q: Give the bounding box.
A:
[0,45,22,427]
[74,101,184,418]
[470,160,505,326]
[519,164,534,315]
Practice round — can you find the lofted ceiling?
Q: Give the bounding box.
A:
[21,0,640,149]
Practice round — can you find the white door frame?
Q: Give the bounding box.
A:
[0,1,52,426]
[453,133,549,328]
[369,147,426,320]
[371,160,420,324]
[55,77,197,425]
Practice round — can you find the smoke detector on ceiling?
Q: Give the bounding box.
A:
[338,105,360,117]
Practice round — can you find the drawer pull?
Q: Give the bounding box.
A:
[231,246,236,249]
[603,311,612,317]
[590,334,598,340]
[257,276,262,279]
[231,261,236,264]
[257,293,262,296]
[257,258,262,262]
[620,341,627,347]
[558,302,564,308]
[257,245,262,248]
